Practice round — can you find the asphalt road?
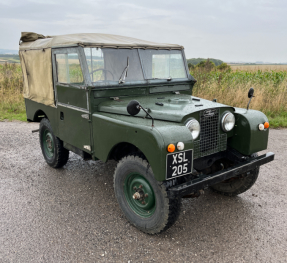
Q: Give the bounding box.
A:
[0,121,286,263]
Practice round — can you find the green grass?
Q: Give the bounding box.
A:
[0,100,26,121]
[264,112,287,128]
[0,108,26,121]
[0,63,26,122]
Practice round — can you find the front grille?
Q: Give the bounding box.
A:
[194,109,227,159]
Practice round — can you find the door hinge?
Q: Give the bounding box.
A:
[81,114,89,120]
[83,145,91,151]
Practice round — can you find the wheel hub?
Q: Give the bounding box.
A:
[124,174,156,217]
[132,185,149,204]
[42,130,54,158]
[133,191,141,200]
[46,138,53,150]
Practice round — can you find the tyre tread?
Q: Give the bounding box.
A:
[39,118,69,168]
[114,154,181,234]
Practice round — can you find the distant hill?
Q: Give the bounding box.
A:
[0,53,20,63]
[187,58,224,66]
[228,62,287,65]
[0,49,18,54]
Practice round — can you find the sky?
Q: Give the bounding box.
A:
[0,0,286,63]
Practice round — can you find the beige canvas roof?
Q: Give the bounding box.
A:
[19,32,184,51]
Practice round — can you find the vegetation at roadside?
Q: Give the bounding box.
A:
[191,64,287,128]
[187,58,223,66]
[0,63,26,121]
[188,59,231,73]
[0,62,286,127]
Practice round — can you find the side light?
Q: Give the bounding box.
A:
[177,142,184,151]
[264,122,270,129]
[258,124,264,131]
[167,144,175,153]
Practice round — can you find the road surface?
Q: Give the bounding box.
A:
[0,121,286,262]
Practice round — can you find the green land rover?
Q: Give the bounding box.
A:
[19,32,274,234]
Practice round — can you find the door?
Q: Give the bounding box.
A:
[52,47,92,153]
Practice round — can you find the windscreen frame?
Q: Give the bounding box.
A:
[80,46,190,88]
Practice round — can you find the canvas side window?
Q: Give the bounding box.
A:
[55,53,84,84]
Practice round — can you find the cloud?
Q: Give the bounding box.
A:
[0,0,286,62]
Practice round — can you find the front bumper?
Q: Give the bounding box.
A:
[168,152,275,197]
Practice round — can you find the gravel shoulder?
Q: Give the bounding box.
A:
[0,122,286,262]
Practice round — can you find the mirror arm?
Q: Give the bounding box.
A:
[138,105,154,127]
[247,95,255,110]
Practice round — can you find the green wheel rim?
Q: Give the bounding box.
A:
[124,173,156,218]
[42,129,54,158]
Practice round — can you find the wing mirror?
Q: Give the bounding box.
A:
[127,100,154,127]
[248,87,254,98]
[127,100,141,116]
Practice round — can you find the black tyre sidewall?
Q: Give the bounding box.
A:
[114,156,172,233]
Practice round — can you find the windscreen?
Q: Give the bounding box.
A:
[84,48,144,84]
[84,48,187,85]
[139,49,187,79]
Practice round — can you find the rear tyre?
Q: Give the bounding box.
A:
[39,118,69,168]
[210,153,259,197]
[113,155,181,234]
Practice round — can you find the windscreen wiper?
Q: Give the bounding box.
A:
[119,57,129,84]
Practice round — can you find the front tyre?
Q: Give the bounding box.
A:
[210,153,259,197]
[39,118,69,168]
[113,155,181,234]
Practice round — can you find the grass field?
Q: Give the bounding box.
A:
[230,64,287,72]
[0,54,20,64]
[191,67,287,127]
[0,62,286,127]
[0,63,26,121]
